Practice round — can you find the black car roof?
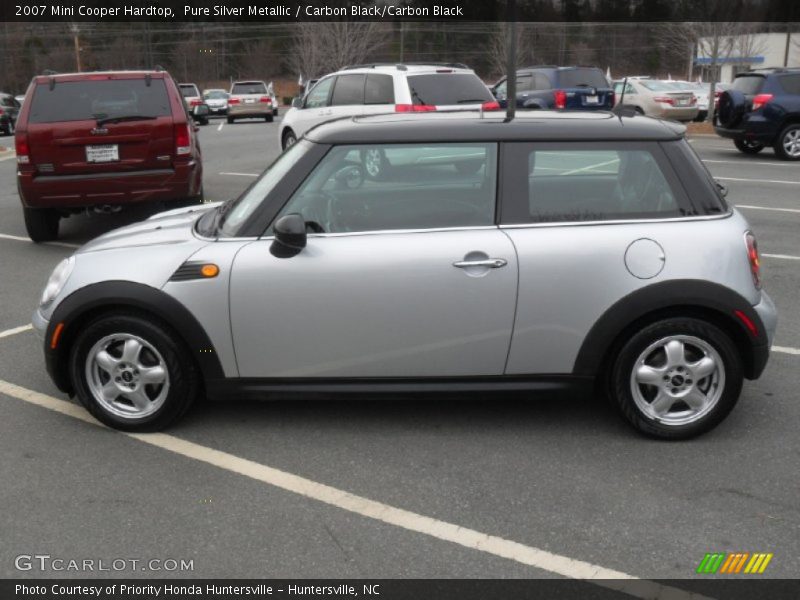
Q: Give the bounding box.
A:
[304,111,685,144]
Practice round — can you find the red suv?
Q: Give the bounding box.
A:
[15,70,203,241]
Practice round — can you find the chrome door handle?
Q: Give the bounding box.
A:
[453,258,507,269]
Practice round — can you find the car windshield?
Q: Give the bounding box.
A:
[556,69,609,89]
[232,82,267,95]
[215,140,313,237]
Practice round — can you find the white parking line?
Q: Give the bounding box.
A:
[0,324,32,339]
[719,176,800,186]
[736,204,800,214]
[0,233,80,249]
[763,253,800,261]
[217,121,225,132]
[219,172,259,177]
[773,346,800,355]
[0,378,710,599]
[703,159,795,167]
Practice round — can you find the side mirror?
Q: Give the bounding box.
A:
[271,213,307,258]
[716,180,728,197]
[291,97,303,109]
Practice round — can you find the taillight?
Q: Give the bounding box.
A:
[653,96,675,105]
[228,97,241,105]
[481,101,501,111]
[259,96,272,104]
[554,90,567,109]
[174,123,191,156]
[190,99,201,106]
[745,231,761,289]
[395,104,436,112]
[15,134,30,164]
[752,94,773,110]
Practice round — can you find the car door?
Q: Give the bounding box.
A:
[229,142,518,378]
[289,76,336,137]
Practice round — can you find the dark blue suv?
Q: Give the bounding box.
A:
[715,68,800,160]
[490,66,614,111]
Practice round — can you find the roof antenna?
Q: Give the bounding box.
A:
[505,1,517,122]
[612,76,630,118]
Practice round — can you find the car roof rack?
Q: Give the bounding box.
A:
[341,62,470,71]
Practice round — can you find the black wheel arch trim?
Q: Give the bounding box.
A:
[573,279,769,380]
[44,281,224,394]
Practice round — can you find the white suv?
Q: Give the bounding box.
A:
[279,63,498,155]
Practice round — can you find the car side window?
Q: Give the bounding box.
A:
[532,74,551,90]
[304,77,334,109]
[365,74,394,104]
[331,74,366,106]
[516,75,532,92]
[501,143,687,224]
[273,143,498,234]
[778,74,800,95]
[494,80,507,97]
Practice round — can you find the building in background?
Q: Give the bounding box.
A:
[696,32,799,82]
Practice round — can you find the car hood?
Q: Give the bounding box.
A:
[76,203,220,255]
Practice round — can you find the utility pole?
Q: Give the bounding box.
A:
[506,0,517,120]
[784,28,791,67]
[70,23,82,72]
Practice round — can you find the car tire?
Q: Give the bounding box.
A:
[611,317,743,440]
[227,116,234,124]
[23,207,60,242]
[734,139,765,155]
[265,115,274,123]
[773,123,800,161]
[69,312,199,431]
[361,148,389,180]
[281,129,297,150]
[3,119,14,135]
[199,117,209,126]
[717,90,747,129]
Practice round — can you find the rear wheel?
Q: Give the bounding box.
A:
[734,139,765,155]
[227,116,234,124]
[611,318,743,440]
[265,114,274,123]
[69,312,199,431]
[3,119,14,135]
[23,207,60,242]
[773,124,800,161]
[198,116,209,126]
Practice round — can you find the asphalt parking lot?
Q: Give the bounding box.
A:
[0,118,798,586]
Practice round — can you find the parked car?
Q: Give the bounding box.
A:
[228,80,274,123]
[0,92,21,135]
[715,68,800,160]
[34,111,776,439]
[669,81,712,121]
[203,88,229,116]
[178,83,209,125]
[279,63,498,155]
[15,94,26,106]
[613,78,698,121]
[15,70,204,241]
[490,66,614,111]
[266,82,279,116]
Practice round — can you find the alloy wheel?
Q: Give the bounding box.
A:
[782,129,800,158]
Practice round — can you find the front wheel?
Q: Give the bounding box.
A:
[734,139,765,155]
[23,207,60,242]
[281,129,297,150]
[611,318,743,440]
[69,313,199,431]
[774,124,800,161]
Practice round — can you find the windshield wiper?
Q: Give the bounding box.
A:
[210,197,238,236]
[410,88,429,106]
[95,114,157,127]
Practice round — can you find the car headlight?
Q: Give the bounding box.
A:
[40,257,75,308]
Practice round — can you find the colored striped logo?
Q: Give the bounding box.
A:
[697,552,773,574]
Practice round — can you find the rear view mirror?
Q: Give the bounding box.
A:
[271,213,307,258]
[291,97,303,109]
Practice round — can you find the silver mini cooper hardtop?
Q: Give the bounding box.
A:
[34,111,777,439]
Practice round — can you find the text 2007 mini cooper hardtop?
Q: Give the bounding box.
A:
[33,111,776,439]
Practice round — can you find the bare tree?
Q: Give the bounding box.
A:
[287,23,388,81]
[486,23,536,79]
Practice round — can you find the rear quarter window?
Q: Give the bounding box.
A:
[501,142,692,224]
[556,69,609,89]
[27,79,172,124]
[406,73,493,106]
[731,76,764,95]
